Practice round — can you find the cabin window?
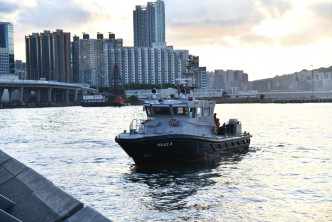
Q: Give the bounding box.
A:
[189,108,196,118]
[203,107,210,117]
[154,107,171,115]
[173,107,188,115]
[145,106,153,117]
[196,107,202,117]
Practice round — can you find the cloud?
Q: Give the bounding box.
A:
[257,0,294,18]
[278,1,332,47]
[166,0,266,47]
[166,0,332,49]
[278,29,317,46]
[167,0,263,28]
[310,1,332,23]
[165,0,294,48]
[0,0,19,14]
[17,0,92,29]
[239,34,276,46]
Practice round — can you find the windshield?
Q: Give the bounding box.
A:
[145,106,153,117]
[189,108,195,118]
[173,107,188,115]
[154,107,171,115]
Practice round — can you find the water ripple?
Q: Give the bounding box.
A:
[1,104,332,221]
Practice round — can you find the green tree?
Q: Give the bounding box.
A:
[222,91,230,98]
[98,87,111,93]
[128,95,139,104]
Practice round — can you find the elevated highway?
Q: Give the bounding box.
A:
[0,79,98,104]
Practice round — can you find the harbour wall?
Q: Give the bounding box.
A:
[0,150,111,222]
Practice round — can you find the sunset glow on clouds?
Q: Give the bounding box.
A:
[1,0,331,80]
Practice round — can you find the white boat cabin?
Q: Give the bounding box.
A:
[128,93,242,137]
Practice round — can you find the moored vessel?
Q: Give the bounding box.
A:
[81,95,126,107]
[115,87,252,165]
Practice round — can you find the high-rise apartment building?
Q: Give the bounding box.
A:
[25,29,72,82]
[72,33,123,87]
[208,69,249,93]
[154,0,165,44]
[0,22,15,74]
[107,44,188,85]
[73,32,187,87]
[15,60,26,79]
[198,67,207,89]
[72,35,80,83]
[133,0,165,47]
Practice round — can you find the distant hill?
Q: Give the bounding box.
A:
[295,66,332,75]
[316,66,332,73]
[249,65,332,92]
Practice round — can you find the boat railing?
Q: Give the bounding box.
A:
[129,119,145,134]
[186,121,240,136]
[187,121,215,127]
[217,122,241,136]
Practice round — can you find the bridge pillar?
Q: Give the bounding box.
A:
[0,88,3,102]
[8,88,13,102]
[18,87,24,104]
[48,88,52,103]
[65,89,69,103]
[23,88,31,103]
[52,89,57,102]
[36,89,41,103]
[74,90,78,102]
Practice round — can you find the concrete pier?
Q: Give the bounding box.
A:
[0,150,111,222]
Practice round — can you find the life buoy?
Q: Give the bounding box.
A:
[169,119,180,127]
[141,119,151,124]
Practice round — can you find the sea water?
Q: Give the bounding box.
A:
[1,104,331,221]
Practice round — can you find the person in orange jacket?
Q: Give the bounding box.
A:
[214,113,220,127]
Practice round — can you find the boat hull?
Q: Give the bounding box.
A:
[115,134,251,165]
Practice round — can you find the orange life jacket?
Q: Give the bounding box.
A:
[215,118,220,127]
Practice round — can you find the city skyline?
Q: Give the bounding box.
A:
[1,0,331,80]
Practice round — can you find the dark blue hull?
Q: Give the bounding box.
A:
[115,134,251,165]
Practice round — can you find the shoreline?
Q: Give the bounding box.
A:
[206,97,332,104]
[0,102,80,109]
[1,98,332,109]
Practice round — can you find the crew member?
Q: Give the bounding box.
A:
[214,113,220,127]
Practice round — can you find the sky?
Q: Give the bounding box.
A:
[1,0,332,80]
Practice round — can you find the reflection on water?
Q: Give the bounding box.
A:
[124,153,248,220]
[1,104,332,221]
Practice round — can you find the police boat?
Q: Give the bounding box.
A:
[115,88,252,165]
